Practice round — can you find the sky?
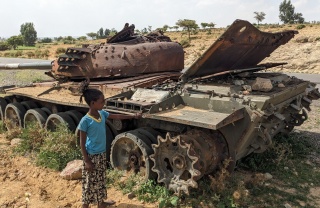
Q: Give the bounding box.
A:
[1,0,319,38]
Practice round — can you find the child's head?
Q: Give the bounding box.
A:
[79,79,105,109]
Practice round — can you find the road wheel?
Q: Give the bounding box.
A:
[5,102,26,130]
[24,108,48,128]
[45,112,76,132]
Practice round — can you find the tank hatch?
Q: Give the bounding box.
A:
[181,19,297,80]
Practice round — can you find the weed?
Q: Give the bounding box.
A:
[180,39,190,48]
[36,124,81,170]
[55,47,66,55]
[0,121,5,133]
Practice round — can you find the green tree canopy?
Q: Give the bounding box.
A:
[254,12,266,25]
[7,35,24,49]
[200,22,208,29]
[97,27,105,39]
[86,32,97,40]
[176,19,198,40]
[279,0,304,24]
[207,22,215,29]
[20,22,37,46]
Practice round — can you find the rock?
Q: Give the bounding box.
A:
[233,80,244,86]
[264,173,273,180]
[295,36,308,43]
[242,85,252,92]
[284,203,292,208]
[10,138,22,146]
[251,77,273,92]
[308,37,317,42]
[278,83,285,88]
[60,160,83,180]
[127,192,136,199]
[284,167,289,170]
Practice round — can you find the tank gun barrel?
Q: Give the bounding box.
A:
[0,62,52,70]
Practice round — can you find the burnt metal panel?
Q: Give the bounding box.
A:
[181,19,297,80]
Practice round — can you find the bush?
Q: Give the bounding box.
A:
[0,42,10,51]
[296,24,306,30]
[14,50,23,57]
[180,39,190,48]
[13,123,81,171]
[55,47,66,55]
[42,49,50,58]
[36,124,81,170]
[25,51,35,58]
[40,37,52,43]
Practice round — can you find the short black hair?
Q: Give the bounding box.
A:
[79,78,103,105]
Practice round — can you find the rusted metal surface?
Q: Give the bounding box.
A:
[181,19,297,80]
[145,105,245,130]
[49,23,184,81]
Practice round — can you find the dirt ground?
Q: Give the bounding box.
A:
[1,23,320,208]
[0,134,157,208]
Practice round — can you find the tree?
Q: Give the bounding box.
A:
[20,22,37,46]
[254,12,266,25]
[176,19,198,40]
[86,32,97,40]
[162,25,169,32]
[207,22,215,29]
[172,26,179,32]
[97,27,105,39]
[40,37,52,43]
[77,36,87,41]
[104,28,110,37]
[0,42,10,51]
[200,22,208,30]
[294,13,305,24]
[279,0,304,24]
[7,35,24,49]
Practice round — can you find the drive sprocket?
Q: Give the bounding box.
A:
[150,129,227,195]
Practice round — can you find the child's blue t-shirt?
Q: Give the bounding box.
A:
[78,110,109,155]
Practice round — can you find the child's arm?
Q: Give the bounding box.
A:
[79,130,94,171]
[108,112,141,119]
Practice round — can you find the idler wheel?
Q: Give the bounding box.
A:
[110,128,158,180]
[150,129,228,195]
[24,108,48,128]
[45,112,76,132]
[5,102,27,130]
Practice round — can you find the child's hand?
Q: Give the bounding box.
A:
[84,160,94,172]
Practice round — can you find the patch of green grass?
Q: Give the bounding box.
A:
[16,46,36,50]
[12,123,81,171]
[106,170,178,207]
[0,121,5,134]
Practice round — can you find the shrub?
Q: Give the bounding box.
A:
[0,42,10,51]
[42,49,50,58]
[14,50,23,57]
[180,39,190,48]
[13,123,81,171]
[25,51,35,58]
[40,37,52,43]
[55,47,66,55]
[296,24,306,30]
[36,124,81,170]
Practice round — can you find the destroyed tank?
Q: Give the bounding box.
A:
[0,20,319,194]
